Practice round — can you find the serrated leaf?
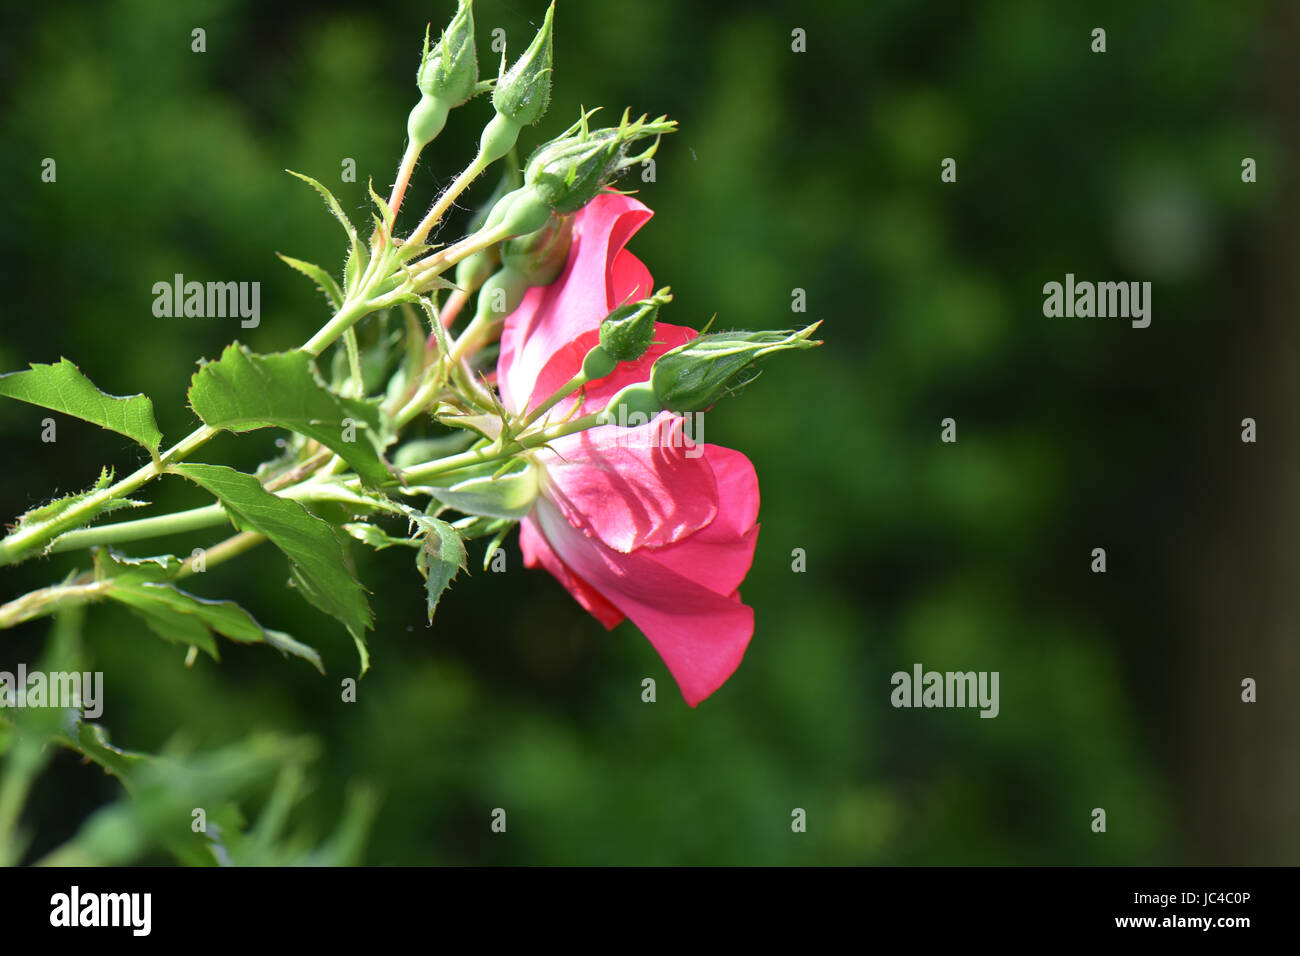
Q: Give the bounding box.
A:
[92,548,185,582]
[287,169,360,246]
[113,587,223,659]
[276,253,345,310]
[171,464,373,671]
[0,359,162,456]
[68,721,151,784]
[188,343,393,487]
[413,514,466,624]
[94,549,325,671]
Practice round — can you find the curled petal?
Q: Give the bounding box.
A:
[533,497,754,706]
[540,414,717,553]
[499,192,654,413]
[519,517,623,628]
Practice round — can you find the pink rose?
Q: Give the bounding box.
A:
[498,193,761,706]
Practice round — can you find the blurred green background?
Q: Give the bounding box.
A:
[1,0,1296,864]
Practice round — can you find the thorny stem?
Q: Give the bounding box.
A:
[405,146,498,249]
[0,285,400,568]
[19,409,612,566]
[521,372,588,429]
[0,425,217,568]
[386,141,422,224]
[403,222,513,291]
[46,504,229,555]
[0,580,107,630]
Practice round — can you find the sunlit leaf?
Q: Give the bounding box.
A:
[188,343,392,487]
[0,359,162,456]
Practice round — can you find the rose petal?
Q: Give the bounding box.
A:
[498,193,654,413]
[534,497,754,707]
[519,517,624,628]
[540,413,718,553]
[527,321,698,423]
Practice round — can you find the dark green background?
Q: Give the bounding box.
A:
[1,0,1296,864]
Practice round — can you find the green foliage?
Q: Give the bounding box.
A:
[93,550,324,671]
[285,169,365,271]
[413,513,467,624]
[276,253,345,310]
[171,464,373,671]
[188,343,393,487]
[0,359,163,456]
[37,730,373,866]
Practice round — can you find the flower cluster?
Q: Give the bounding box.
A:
[0,0,820,707]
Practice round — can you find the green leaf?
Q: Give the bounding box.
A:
[342,522,414,551]
[287,169,367,294]
[115,588,222,659]
[67,722,151,785]
[413,514,466,624]
[429,461,539,520]
[171,464,373,671]
[0,359,162,456]
[92,550,325,671]
[287,169,360,246]
[276,253,345,310]
[188,343,393,487]
[368,178,395,237]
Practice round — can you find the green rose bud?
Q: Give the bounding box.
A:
[407,2,478,146]
[524,109,676,214]
[492,184,553,237]
[417,0,477,105]
[598,382,662,424]
[500,212,573,287]
[476,267,531,321]
[492,2,554,126]
[581,344,617,381]
[454,246,500,295]
[599,287,672,362]
[650,323,823,413]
